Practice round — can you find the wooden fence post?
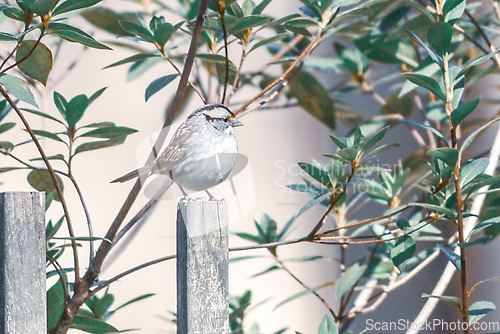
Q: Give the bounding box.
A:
[0,192,46,334]
[177,199,229,334]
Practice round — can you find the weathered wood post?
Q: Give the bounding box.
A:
[0,192,46,333]
[177,199,229,333]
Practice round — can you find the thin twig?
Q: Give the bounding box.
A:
[113,178,172,245]
[235,7,341,116]
[0,86,80,282]
[464,9,500,68]
[219,9,230,104]
[89,255,176,297]
[277,259,338,320]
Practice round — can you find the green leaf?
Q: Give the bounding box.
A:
[74,137,126,155]
[422,293,461,311]
[228,15,272,35]
[469,276,500,296]
[47,279,65,330]
[106,293,155,317]
[0,32,18,41]
[234,232,265,244]
[248,33,288,54]
[22,108,65,125]
[145,74,179,102]
[196,53,234,65]
[86,293,115,319]
[458,236,492,248]
[0,74,37,107]
[79,126,137,139]
[31,0,60,16]
[283,18,317,36]
[49,23,111,50]
[460,117,500,157]
[15,41,52,86]
[66,94,88,127]
[436,244,461,272]
[460,158,489,188]
[298,162,331,187]
[451,98,480,128]
[427,22,453,57]
[70,315,118,333]
[154,21,182,48]
[456,48,500,80]
[403,73,446,101]
[46,216,64,239]
[390,235,416,271]
[410,202,455,218]
[0,122,15,134]
[82,7,136,36]
[469,300,495,324]
[104,53,160,69]
[318,315,338,334]
[443,0,465,24]
[427,147,458,167]
[52,0,101,16]
[253,0,272,14]
[88,87,107,105]
[31,129,65,143]
[329,134,348,149]
[402,120,449,146]
[54,91,68,120]
[28,169,64,201]
[3,7,25,21]
[296,189,334,217]
[288,70,335,129]
[336,260,367,300]
[468,217,500,239]
[404,30,443,69]
[360,126,389,155]
[119,20,155,43]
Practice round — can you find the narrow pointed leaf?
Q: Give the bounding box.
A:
[451,98,480,127]
[403,73,446,101]
[0,74,37,107]
[422,293,461,311]
[402,119,449,146]
[427,148,458,167]
[53,0,102,16]
[74,137,126,155]
[405,30,442,69]
[437,244,461,272]
[460,117,500,157]
[456,48,500,79]
[391,235,416,271]
[318,315,338,334]
[145,74,178,102]
[296,189,334,217]
[460,158,489,188]
[336,261,367,300]
[468,217,500,239]
[469,301,495,324]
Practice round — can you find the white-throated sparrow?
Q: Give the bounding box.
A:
[111,103,243,198]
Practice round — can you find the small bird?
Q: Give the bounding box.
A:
[111,103,243,199]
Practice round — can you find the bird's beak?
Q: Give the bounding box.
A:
[231,118,243,127]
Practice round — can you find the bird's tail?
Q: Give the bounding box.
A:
[111,165,152,183]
